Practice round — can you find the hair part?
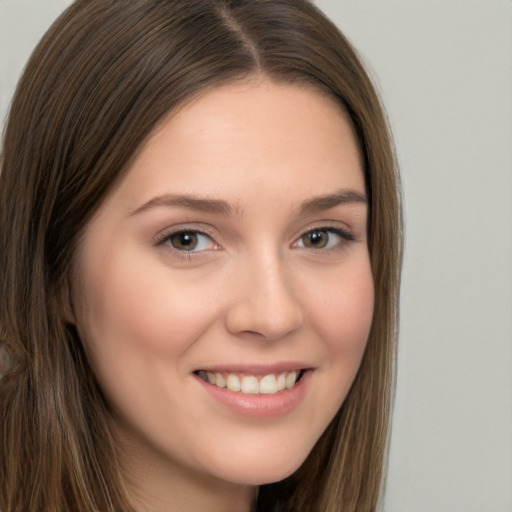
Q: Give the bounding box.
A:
[0,1,402,510]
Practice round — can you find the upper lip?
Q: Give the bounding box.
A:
[193,362,313,375]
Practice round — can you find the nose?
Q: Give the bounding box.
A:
[225,251,304,341]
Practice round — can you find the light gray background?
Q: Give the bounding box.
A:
[1,1,511,511]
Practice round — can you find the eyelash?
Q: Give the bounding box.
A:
[154,225,354,259]
[154,227,218,259]
[294,227,354,250]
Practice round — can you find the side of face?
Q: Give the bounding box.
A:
[69,78,374,496]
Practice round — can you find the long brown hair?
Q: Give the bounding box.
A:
[0,1,402,510]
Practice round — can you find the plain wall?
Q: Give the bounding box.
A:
[1,1,511,511]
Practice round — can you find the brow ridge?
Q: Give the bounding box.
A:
[131,188,366,218]
[299,189,367,214]
[130,194,234,216]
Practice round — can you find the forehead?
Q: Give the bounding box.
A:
[109,78,365,215]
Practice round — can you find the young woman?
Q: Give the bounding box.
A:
[0,1,402,511]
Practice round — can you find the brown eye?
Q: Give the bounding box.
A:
[166,231,214,252]
[297,228,352,250]
[301,230,330,249]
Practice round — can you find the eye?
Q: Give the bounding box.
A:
[163,230,216,252]
[296,228,353,250]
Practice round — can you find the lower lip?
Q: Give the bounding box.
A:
[195,371,311,418]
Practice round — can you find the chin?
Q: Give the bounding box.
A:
[202,441,313,487]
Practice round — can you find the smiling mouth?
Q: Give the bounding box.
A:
[195,370,306,395]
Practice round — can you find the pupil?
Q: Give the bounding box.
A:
[172,232,197,250]
[306,230,328,248]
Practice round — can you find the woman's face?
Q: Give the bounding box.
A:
[70,79,373,502]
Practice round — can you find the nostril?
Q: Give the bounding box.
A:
[225,261,304,340]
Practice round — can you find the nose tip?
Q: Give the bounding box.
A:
[225,262,304,341]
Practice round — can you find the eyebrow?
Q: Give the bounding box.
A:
[299,189,367,214]
[130,194,235,217]
[130,188,366,217]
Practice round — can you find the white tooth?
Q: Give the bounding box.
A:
[206,372,216,385]
[285,371,298,389]
[215,373,226,388]
[259,374,278,394]
[241,375,259,394]
[226,374,241,392]
[277,373,286,391]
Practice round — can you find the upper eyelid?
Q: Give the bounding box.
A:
[293,226,354,246]
[154,229,219,259]
[153,224,217,245]
[293,222,354,240]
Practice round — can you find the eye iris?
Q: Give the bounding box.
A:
[303,230,329,249]
[170,232,198,251]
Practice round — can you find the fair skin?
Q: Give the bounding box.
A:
[69,77,374,512]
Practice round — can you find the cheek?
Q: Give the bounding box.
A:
[311,256,373,335]
[72,252,227,431]
[73,252,221,427]
[81,252,219,360]
[306,257,374,383]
